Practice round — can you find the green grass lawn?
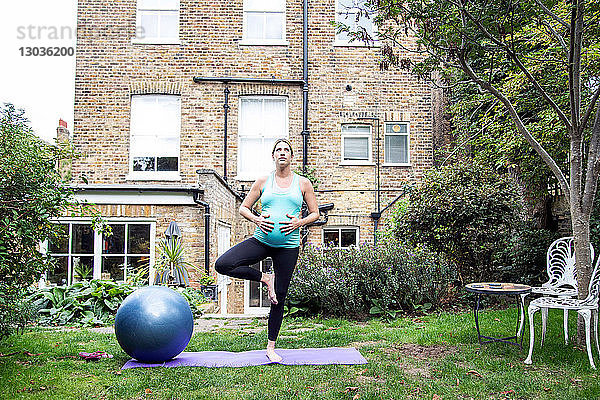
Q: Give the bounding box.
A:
[1,307,598,399]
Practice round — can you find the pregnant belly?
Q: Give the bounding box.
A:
[258,212,297,245]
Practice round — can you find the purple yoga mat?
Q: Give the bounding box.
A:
[122,347,367,369]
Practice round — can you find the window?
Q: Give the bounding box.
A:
[129,95,181,179]
[341,124,372,164]
[238,96,288,179]
[242,0,286,45]
[102,224,151,282]
[135,0,180,44]
[384,122,410,165]
[248,259,273,309]
[323,227,359,249]
[45,221,154,286]
[335,0,377,46]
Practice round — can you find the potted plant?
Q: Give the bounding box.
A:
[198,272,217,301]
[153,236,200,287]
[72,257,92,282]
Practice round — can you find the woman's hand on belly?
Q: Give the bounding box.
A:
[256,213,275,233]
[280,213,302,235]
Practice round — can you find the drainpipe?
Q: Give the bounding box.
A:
[359,117,381,244]
[373,120,381,245]
[311,203,334,226]
[301,0,309,174]
[300,0,310,244]
[371,189,410,245]
[223,86,230,181]
[192,191,211,275]
[192,77,306,182]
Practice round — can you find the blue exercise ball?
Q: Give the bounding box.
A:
[115,286,194,363]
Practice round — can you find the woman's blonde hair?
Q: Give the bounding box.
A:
[271,138,294,156]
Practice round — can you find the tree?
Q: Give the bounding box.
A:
[341,0,600,343]
[447,56,570,226]
[0,104,100,338]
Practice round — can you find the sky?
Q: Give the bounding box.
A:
[0,1,77,143]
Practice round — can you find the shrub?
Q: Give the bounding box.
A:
[391,160,553,283]
[0,105,72,337]
[177,286,210,318]
[288,238,455,319]
[494,223,558,285]
[28,280,210,327]
[29,280,137,327]
[0,104,105,338]
[0,284,37,338]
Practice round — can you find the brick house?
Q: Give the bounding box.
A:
[47,0,436,314]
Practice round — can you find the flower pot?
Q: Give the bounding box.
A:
[200,284,218,301]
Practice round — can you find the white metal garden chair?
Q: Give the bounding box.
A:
[519,237,594,344]
[524,252,600,369]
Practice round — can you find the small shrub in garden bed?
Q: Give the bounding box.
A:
[28,280,136,327]
[177,287,211,318]
[288,238,455,319]
[0,284,37,337]
[28,280,210,327]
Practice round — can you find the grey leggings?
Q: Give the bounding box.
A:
[214,237,299,341]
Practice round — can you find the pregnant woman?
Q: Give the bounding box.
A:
[215,138,319,362]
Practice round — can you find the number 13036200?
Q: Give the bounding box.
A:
[19,47,75,57]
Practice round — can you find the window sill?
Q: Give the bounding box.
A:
[382,163,411,167]
[131,38,181,45]
[125,172,182,181]
[340,161,375,166]
[238,40,290,46]
[333,40,380,48]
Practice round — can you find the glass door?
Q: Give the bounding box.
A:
[245,258,272,314]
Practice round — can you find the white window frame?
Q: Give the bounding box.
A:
[41,218,156,287]
[241,0,288,46]
[334,0,379,47]
[236,96,289,181]
[341,124,373,165]
[322,226,359,249]
[383,121,411,166]
[127,94,182,181]
[244,258,272,315]
[133,0,181,45]
[216,222,232,315]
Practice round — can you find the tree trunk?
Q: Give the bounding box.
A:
[571,205,592,346]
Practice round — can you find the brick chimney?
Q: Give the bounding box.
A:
[56,119,72,180]
[56,119,70,144]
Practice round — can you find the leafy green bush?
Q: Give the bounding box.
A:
[0,105,73,337]
[0,284,37,338]
[391,161,553,283]
[0,104,106,338]
[177,287,210,318]
[494,223,557,285]
[29,280,136,327]
[28,281,210,327]
[288,238,455,319]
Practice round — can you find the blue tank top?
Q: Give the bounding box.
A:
[253,173,303,248]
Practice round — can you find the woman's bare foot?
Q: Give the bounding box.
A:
[261,273,278,304]
[266,346,283,363]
